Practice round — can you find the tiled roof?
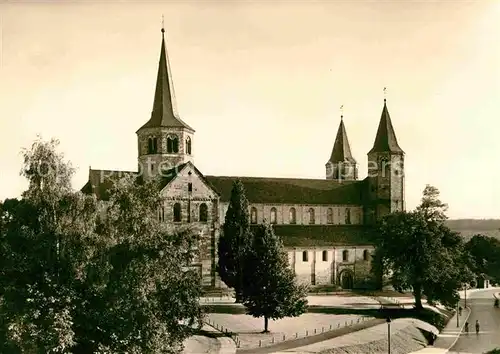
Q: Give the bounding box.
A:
[81,169,138,201]
[82,162,220,201]
[261,225,375,247]
[205,176,365,205]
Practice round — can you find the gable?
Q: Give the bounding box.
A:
[160,162,218,200]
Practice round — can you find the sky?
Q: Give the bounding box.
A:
[0,0,499,219]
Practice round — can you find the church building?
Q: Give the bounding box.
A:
[82,28,405,290]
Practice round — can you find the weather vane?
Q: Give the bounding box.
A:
[340,105,344,119]
[383,87,387,101]
[161,14,165,33]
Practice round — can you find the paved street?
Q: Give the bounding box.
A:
[449,289,500,353]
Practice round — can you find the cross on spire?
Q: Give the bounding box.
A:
[161,14,165,33]
[383,87,387,102]
[340,105,344,119]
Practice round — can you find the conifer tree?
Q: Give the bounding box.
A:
[242,223,308,332]
[217,180,253,302]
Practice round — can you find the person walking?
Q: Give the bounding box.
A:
[464,321,469,333]
[475,320,480,334]
[459,306,462,316]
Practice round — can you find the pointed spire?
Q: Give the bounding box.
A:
[329,112,357,164]
[137,25,194,132]
[369,98,404,154]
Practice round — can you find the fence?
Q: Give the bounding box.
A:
[206,316,372,349]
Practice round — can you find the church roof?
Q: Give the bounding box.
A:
[205,176,364,205]
[328,117,357,164]
[81,169,138,201]
[266,225,375,247]
[368,100,404,154]
[137,28,194,133]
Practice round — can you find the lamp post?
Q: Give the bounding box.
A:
[386,317,391,354]
[456,302,460,327]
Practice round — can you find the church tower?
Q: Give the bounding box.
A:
[366,98,405,224]
[136,27,195,180]
[325,114,358,181]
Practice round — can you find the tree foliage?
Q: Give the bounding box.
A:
[0,137,203,353]
[373,185,473,310]
[241,224,308,332]
[465,234,500,284]
[217,180,253,302]
[415,184,448,223]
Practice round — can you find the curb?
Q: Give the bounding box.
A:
[444,306,471,353]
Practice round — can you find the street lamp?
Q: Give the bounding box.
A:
[386,317,391,354]
[456,302,460,327]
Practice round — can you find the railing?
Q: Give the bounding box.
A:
[206,316,372,349]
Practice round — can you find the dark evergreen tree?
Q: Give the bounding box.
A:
[242,223,308,332]
[217,180,253,302]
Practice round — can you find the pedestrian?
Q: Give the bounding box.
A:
[459,306,462,316]
[475,320,480,334]
[464,321,469,333]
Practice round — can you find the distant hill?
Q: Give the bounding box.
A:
[446,219,500,241]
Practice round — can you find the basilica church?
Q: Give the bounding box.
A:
[82,28,405,290]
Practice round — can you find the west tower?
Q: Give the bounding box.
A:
[136,27,195,180]
[325,114,358,181]
[366,99,405,224]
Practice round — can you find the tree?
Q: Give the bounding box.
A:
[0,137,204,353]
[373,211,473,309]
[415,184,448,223]
[465,234,500,284]
[78,174,203,353]
[241,224,308,332]
[217,180,253,302]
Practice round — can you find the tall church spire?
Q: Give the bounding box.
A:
[325,109,358,181]
[368,99,403,154]
[137,26,194,132]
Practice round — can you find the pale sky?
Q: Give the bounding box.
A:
[0,1,499,219]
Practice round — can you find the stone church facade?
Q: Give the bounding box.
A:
[82,28,405,290]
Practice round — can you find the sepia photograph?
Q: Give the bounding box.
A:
[0,1,499,353]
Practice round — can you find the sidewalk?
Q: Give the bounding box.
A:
[408,306,470,354]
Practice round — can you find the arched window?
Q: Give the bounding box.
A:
[158,206,165,222]
[322,250,328,262]
[199,203,208,222]
[148,138,153,154]
[327,208,333,224]
[250,207,257,224]
[173,137,179,153]
[302,251,308,262]
[308,208,315,224]
[270,207,277,224]
[363,250,369,261]
[152,137,158,153]
[342,250,349,262]
[345,208,351,225]
[173,203,182,222]
[186,136,192,155]
[289,207,296,224]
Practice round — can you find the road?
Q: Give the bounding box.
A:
[450,289,500,353]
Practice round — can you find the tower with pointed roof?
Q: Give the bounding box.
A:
[325,115,358,181]
[136,26,195,180]
[365,99,405,224]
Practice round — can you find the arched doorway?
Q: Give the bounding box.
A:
[340,270,354,290]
